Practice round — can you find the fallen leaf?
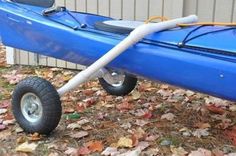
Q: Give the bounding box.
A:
[170,146,188,156]
[2,119,15,125]
[64,108,75,114]
[83,90,94,96]
[64,147,78,155]
[16,136,27,144]
[186,90,195,97]
[48,152,59,156]
[0,124,6,131]
[15,127,24,133]
[132,90,141,100]
[0,100,10,108]
[67,123,81,130]
[86,140,104,152]
[28,133,42,141]
[76,103,85,112]
[15,142,38,153]
[117,137,133,148]
[157,89,173,99]
[141,148,159,156]
[134,120,149,127]
[0,129,11,139]
[143,111,153,119]
[188,148,212,156]
[77,118,90,125]
[192,129,210,138]
[135,141,150,151]
[118,149,141,156]
[206,105,225,115]
[120,122,132,130]
[0,108,7,115]
[78,147,91,155]
[225,126,236,145]
[194,122,211,129]
[70,131,89,139]
[212,148,224,156]
[116,102,134,111]
[161,113,175,121]
[145,135,159,142]
[101,147,120,156]
[229,105,236,112]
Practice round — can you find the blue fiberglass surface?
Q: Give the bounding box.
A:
[1,1,236,101]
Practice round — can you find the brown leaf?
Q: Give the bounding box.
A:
[86,140,104,152]
[170,146,188,156]
[0,100,10,108]
[0,124,6,131]
[206,105,225,115]
[225,126,236,146]
[194,122,211,129]
[76,103,85,112]
[189,148,212,156]
[28,133,42,141]
[83,90,94,96]
[70,131,89,139]
[116,102,134,111]
[143,111,153,119]
[64,108,75,114]
[78,147,91,155]
[212,148,224,156]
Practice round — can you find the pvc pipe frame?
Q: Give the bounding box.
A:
[57,15,198,96]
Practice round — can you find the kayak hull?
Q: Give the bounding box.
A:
[1,1,236,101]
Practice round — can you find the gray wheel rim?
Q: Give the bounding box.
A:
[104,72,125,87]
[20,93,43,123]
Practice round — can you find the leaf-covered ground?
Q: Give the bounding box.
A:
[1,45,236,156]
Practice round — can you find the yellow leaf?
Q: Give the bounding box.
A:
[16,142,38,153]
[117,137,133,148]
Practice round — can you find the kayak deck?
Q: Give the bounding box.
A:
[1,2,236,101]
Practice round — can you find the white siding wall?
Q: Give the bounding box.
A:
[11,0,236,68]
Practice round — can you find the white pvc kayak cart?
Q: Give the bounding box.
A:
[12,15,198,134]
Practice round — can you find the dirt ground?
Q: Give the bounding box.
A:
[0,45,236,156]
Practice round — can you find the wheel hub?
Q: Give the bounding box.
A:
[20,93,43,123]
[103,71,125,87]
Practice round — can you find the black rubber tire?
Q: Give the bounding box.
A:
[99,74,137,96]
[12,77,62,135]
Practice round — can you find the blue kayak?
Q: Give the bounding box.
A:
[1,0,236,101]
